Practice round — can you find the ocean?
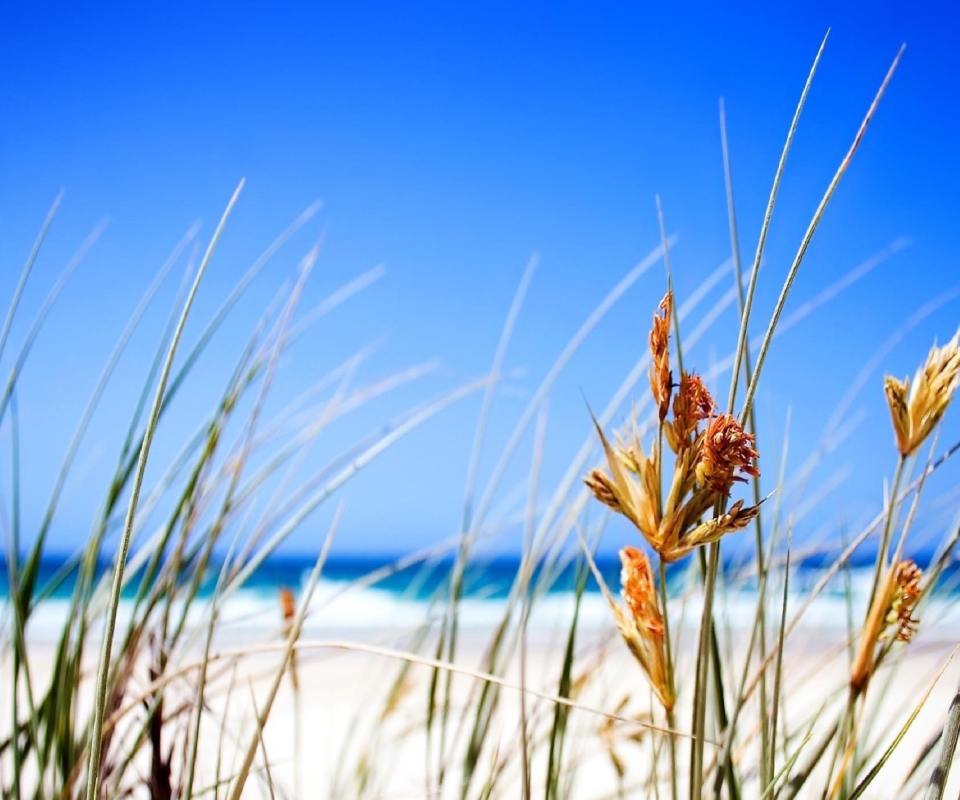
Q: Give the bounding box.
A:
[3,550,960,642]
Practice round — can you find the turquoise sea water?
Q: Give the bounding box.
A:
[3,548,959,640]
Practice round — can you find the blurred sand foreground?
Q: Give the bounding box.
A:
[6,627,960,799]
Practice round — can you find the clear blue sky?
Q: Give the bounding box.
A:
[1,3,958,556]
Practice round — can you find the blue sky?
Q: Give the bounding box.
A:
[1,3,958,556]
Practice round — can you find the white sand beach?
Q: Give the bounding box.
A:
[8,624,960,799]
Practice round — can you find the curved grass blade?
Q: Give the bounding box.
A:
[83,180,244,800]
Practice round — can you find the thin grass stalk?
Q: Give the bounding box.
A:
[719,94,772,799]
[769,526,792,789]
[759,722,818,800]
[658,559,679,800]
[836,440,935,792]
[897,731,943,797]
[286,262,385,345]
[654,197,683,800]
[710,476,788,799]
[545,550,590,800]
[226,509,339,800]
[19,227,197,619]
[0,218,106,426]
[150,201,322,440]
[48,278,214,791]
[109,249,197,521]
[83,180,243,800]
[856,649,954,798]
[182,248,317,797]
[59,250,199,724]
[869,456,906,602]
[181,538,243,798]
[690,29,829,777]
[781,717,840,800]
[41,253,210,731]
[745,439,960,705]
[143,635,701,742]
[431,254,537,790]
[518,403,548,800]
[728,31,828,413]
[225,378,486,597]
[697,38,830,796]
[698,52,906,794]
[0,190,63,366]
[691,538,721,799]
[739,45,904,424]
[249,688,277,800]
[8,390,25,800]
[434,243,669,790]
[655,203,735,798]
[924,674,960,800]
[656,197,682,378]
[471,241,672,537]
[462,254,538,533]
[215,661,240,798]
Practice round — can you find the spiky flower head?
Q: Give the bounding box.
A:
[666,371,715,452]
[695,413,760,496]
[885,560,922,643]
[850,559,923,694]
[648,292,673,422]
[612,547,674,710]
[585,293,761,567]
[620,546,665,638]
[885,332,960,457]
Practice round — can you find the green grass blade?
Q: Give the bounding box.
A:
[83,180,243,800]
[739,44,904,423]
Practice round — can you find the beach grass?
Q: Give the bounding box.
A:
[3,35,960,800]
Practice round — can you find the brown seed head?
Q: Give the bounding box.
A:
[619,546,664,638]
[885,333,960,456]
[850,559,923,694]
[280,586,296,632]
[648,292,673,421]
[695,413,760,495]
[667,372,715,451]
[611,546,674,710]
[886,560,922,643]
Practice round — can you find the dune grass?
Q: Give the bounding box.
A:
[3,34,960,800]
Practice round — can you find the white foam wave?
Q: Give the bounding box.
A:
[7,577,960,643]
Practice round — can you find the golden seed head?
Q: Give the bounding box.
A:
[648,291,674,422]
[677,499,761,555]
[584,419,661,545]
[884,376,912,456]
[885,332,960,456]
[584,469,623,514]
[695,413,760,496]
